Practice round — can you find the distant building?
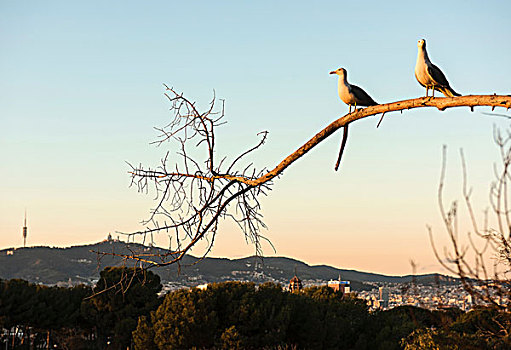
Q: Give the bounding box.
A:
[103,233,120,243]
[289,275,303,292]
[102,233,122,243]
[327,275,351,295]
[56,278,75,288]
[379,286,389,309]
[196,283,208,290]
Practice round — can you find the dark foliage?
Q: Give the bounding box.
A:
[86,267,162,349]
[2,277,510,349]
[134,282,422,350]
[0,278,92,349]
[0,267,161,350]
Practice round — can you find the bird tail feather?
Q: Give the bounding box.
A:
[440,87,461,97]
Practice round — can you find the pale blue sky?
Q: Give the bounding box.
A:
[1,1,510,275]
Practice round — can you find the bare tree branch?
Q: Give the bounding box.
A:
[433,125,511,312]
[98,88,511,268]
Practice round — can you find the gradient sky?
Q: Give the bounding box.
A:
[2,1,510,276]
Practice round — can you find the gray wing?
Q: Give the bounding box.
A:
[427,63,451,88]
[351,84,378,106]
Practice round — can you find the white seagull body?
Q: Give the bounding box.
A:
[415,39,460,97]
[330,68,378,112]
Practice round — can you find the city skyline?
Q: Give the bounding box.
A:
[2,1,511,276]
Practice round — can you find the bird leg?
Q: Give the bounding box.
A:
[426,87,429,97]
[432,85,435,97]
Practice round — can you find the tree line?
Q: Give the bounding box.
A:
[1,267,510,349]
[0,267,161,349]
[134,282,510,349]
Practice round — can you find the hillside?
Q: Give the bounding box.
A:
[0,240,457,291]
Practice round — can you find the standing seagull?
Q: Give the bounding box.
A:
[330,67,378,113]
[415,39,460,97]
[329,68,378,171]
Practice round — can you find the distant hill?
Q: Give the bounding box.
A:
[0,240,458,291]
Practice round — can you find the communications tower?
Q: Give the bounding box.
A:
[22,210,28,247]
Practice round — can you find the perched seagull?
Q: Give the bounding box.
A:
[415,39,460,97]
[330,67,378,113]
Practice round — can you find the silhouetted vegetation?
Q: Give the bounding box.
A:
[0,267,161,349]
[403,306,511,350]
[1,276,510,349]
[87,267,162,349]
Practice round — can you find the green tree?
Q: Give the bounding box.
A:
[133,315,157,350]
[364,305,442,350]
[144,282,371,350]
[220,325,242,350]
[88,267,162,349]
[245,282,291,347]
[294,286,369,349]
[152,287,219,349]
[0,279,94,349]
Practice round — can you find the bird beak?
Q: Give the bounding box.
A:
[329,71,336,75]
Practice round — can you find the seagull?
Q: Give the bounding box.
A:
[330,67,378,113]
[415,39,460,97]
[330,68,378,171]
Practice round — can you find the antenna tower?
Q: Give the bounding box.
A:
[22,209,28,247]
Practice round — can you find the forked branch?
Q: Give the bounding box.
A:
[95,89,511,268]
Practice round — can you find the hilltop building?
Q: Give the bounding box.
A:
[103,233,121,243]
